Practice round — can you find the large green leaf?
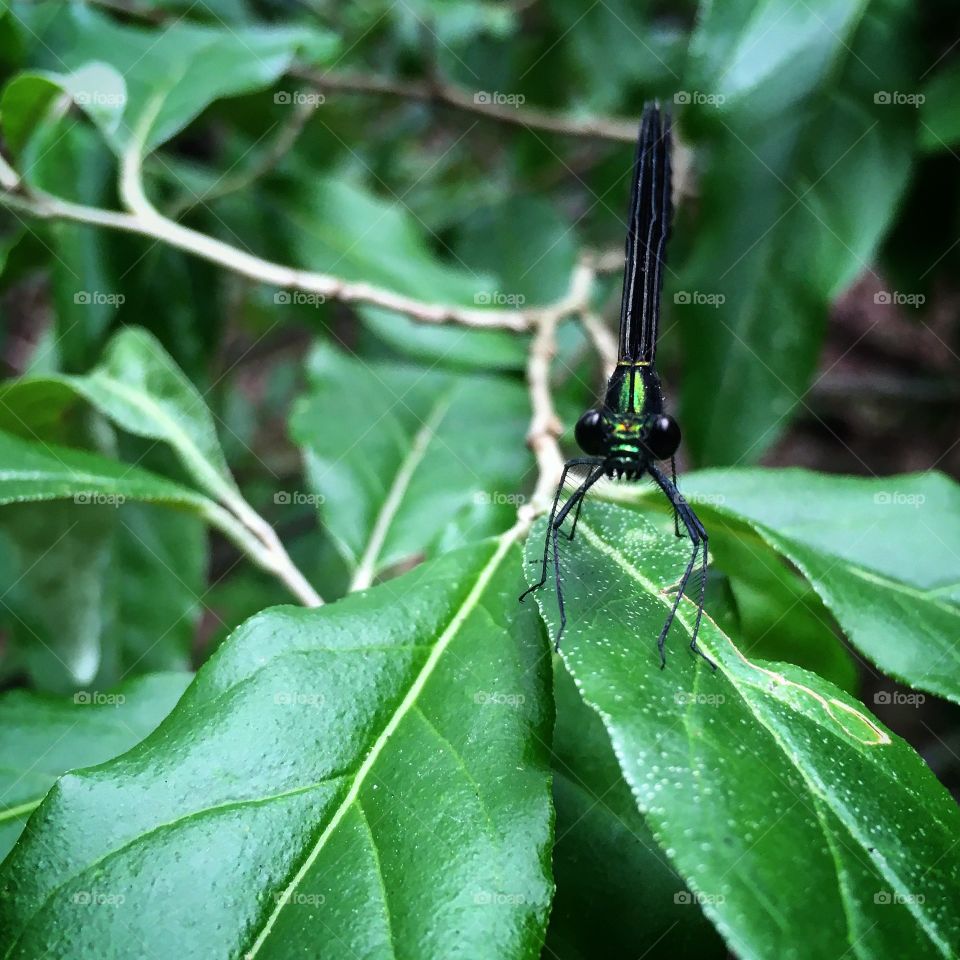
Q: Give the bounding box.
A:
[0,535,554,958]
[525,499,960,958]
[290,343,530,586]
[547,666,724,959]
[2,5,337,156]
[675,0,917,464]
[0,672,191,859]
[675,468,960,705]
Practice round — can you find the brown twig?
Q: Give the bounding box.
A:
[299,70,640,142]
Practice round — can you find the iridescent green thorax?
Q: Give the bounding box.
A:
[605,363,664,418]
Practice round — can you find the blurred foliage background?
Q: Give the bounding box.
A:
[1,0,960,769]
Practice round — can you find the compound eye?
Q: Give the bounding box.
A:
[644,414,681,460]
[574,409,606,456]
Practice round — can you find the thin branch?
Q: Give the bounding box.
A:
[521,308,565,524]
[3,109,602,331]
[0,184,552,330]
[202,500,323,607]
[518,260,595,527]
[0,154,20,191]
[302,70,640,142]
[301,70,693,196]
[580,309,618,379]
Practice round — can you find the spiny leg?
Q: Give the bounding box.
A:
[648,464,716,670]
[564,474,597,541]
[670,455,682,538]
[551,465,606,649]
[681,504,710,658]
[519,458,600,603]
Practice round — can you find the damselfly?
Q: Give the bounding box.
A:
[521,102,714,670]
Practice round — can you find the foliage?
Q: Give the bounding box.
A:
[0,1,958,958]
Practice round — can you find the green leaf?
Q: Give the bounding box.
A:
[290,343,530,586]
[455,195,578,307]
[676,468,960,705]
[0,672,191,860]
[549,0,687,108]
[708,517,858,694]
[525,499,960,958]
[2,6,338,156]
[0,536,554,958]
[280,176,528,371]
[547,665,725,959]
[0,501,116,690]
[34,121,120,372]
[0,428,210,510]
[0,327,242,512]
[676,0,917,464]
[685,0,870,118]
[111,503,206,676]
[0,433,211,688]
[920,61,960,152]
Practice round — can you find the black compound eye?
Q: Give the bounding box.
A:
[574,409,606,456]
[644,414,681,460]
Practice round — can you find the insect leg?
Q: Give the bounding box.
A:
[670,455,682,538]
[551,465,606,649]
[519,458,600,603]
[648,464,716,670]
[564,482,593,541]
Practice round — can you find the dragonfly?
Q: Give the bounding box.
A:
[520,102,714,670]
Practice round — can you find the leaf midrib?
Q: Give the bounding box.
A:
[349,393,453,590]
[75,373,233,504]
[244,527,520,956]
